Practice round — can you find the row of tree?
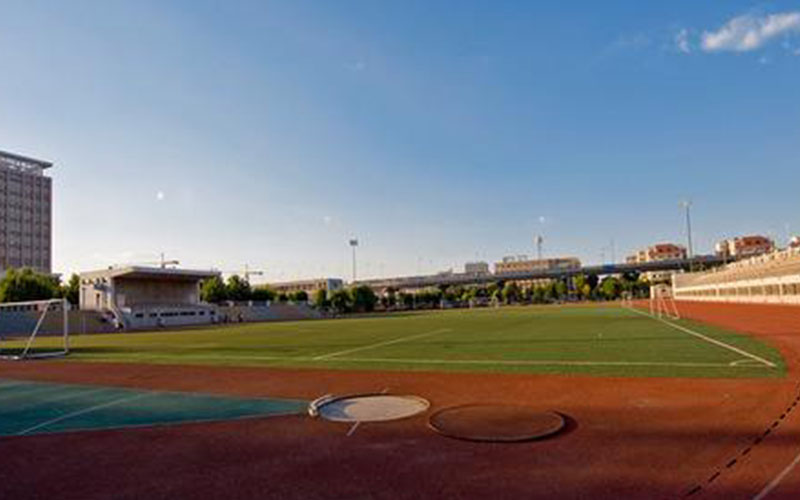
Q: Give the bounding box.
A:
[312,285,378,313]
[0,268,651,313]
[0,268,80,305]
[357,273,651,311]
[199,275,309,304]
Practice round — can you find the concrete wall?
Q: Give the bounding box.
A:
[673,248,800,306]
[114,278,199,308]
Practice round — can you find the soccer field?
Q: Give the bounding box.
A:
[6,305,786,378]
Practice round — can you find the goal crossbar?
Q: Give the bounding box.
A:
[0,298,70,361]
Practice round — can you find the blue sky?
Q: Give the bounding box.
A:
[1,1,799,282]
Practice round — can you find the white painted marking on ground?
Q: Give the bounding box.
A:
[626,307,776,368]
[0,381,26,390]
[16,393,151,436]
[327,357,764,368]
[346,421,361,437]
[752,449,800,500]
[312,328,452,361]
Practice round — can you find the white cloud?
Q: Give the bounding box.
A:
[156,190,165,201]
[675,29,691,53]
[701,11,800,52]
[322,215,332,226]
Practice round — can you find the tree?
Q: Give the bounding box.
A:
[600,276,623,300]
[226,275,251,301]
[385,288,397,309]
[501,282,520,304]
[290,290,309,303]
[0,268,59,303]
[532,286,546,304]
[60,273,81,306]
[312,289,329,309]
[329,289,351,313]
[555,281,568,301]
[399,292,414,309]
[251,286,276,302]
[351,285,378,313]
[200,276,228,303]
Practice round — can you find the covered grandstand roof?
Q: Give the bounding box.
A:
[80,266,219,281]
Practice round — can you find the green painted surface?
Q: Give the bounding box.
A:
[1,305,786,378]
[0,379,307,437]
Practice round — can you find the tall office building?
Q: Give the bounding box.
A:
[0,150,53,274]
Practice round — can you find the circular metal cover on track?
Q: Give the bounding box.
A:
[312,394,430,423]
[429,404,566,442]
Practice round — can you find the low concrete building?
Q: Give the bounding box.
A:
[715,235,775,261]
[626,243,687,283]
[494,256,581,275]
[268,278,344,297]
[464,261,490,275]
[80,266,220,329]
[494,256,580,290]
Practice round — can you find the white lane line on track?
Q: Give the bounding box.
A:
[753,449,800,500]
[626,307,776,368]
[16,393,150,436]
[312,328,452,361]
[346,421,361,437]
[326,357,766,368]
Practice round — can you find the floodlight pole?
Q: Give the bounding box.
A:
[349,238,359,282]
[681,201,694,259]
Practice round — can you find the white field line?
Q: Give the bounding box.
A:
[346,421,361,437]
[312,328,452,361]
[626,307,776,368]
[752,449,800,500]
[326,357,768,368]
[17,393,150,436]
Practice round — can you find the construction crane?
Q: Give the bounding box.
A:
[117,253,180,269]
[218,264,265,283]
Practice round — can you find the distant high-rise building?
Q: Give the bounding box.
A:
[0,150,53,274]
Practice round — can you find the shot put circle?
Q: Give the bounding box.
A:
[428,404,566,442]
[313,394,430,422]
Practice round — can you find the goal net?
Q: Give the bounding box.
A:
[649,284,680,320]
[620,291,634,309]
[0,298,70,360]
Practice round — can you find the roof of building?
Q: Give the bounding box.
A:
[80,266,219,281]
[0,150,53,171]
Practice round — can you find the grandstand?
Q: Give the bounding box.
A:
[673,247,800,305]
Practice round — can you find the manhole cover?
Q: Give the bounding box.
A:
[310,394,430,422]
[429,404,566,442]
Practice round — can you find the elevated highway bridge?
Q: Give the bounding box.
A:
[353,255,726,292]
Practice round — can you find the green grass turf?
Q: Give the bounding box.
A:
[0,379,307,436]
[1,305,786,378]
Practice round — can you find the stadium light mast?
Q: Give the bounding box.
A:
[349,238,359,282]
[680,200,694,259]
[535,235,543,261]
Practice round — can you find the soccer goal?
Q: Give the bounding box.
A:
[0,298,70,360]
[620,291,634,309]
[649,284,680,320]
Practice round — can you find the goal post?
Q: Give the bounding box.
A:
[0,298,70,360]
[649,284,680,320]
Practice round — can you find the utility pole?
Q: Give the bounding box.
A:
[349,238,359,282]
